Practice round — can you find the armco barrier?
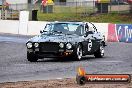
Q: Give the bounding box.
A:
[116,24,132,43]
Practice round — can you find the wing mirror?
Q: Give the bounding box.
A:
[84,32,88,37]
[92,35,96,39]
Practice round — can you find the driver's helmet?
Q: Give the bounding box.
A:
[85,23,89,32]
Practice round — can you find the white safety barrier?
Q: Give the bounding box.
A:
[27,21,47,35]
[19,11,29,35]
[0,10,1,20]
[0,20,108,41]
[0,20,19,34]
[94,23,108,41]
[0,20,47,35]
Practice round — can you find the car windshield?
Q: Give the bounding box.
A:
[43,23,85,36]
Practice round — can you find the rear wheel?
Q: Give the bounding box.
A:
[27,52,38,62]
[94,44,104,58]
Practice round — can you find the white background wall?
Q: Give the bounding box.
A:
[6,0,28,10]
[6,0,28,4]
[0,20,47,35]
[27,21,47,35]
[0,20,19,34]
[94,23,108,40]
[0,20,108,40]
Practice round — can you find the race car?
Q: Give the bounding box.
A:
[26,21,106,62]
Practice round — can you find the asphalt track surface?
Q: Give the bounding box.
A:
[0,34,132,83]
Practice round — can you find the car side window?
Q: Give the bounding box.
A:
[75,25,85,35]
[85,23,89,32]
[44,24,52,32]
[89,27,94,31]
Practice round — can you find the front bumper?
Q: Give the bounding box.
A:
[27,48,74,58]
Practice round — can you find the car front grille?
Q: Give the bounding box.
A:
[40,42,59,52]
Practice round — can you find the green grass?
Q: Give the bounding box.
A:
[53,6,95,13]
[37,12,132,23]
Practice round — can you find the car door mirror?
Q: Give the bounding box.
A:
[84,32,88,37]
[84,33,87,37]
[84,31,94,37]
[92,35,96,39]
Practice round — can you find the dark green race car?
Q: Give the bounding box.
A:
[26,22,106,62]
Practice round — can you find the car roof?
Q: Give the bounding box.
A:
[49,21,86,25]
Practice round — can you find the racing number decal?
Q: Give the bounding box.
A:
[88,39,92,51]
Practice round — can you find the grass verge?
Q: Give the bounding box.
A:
[38,12,132,23]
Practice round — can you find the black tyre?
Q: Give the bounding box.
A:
[74,44,83,61]
[27,52,38,62]
[94,44,104,58]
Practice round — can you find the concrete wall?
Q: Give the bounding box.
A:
[0,20,108,39]
[0,20,47,35]
[6,0,28,10]
[6,0,28,4]
[94,23,108,41]
[0,20,19,34]
[27,21,47,35]
[0,20,132,43]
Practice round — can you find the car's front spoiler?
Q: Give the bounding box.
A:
[27,49,74,58]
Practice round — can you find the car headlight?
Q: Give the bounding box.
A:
[59,43,64,48]
[66,43,72,49]
[27,42,32,48]
[34,43,39,48]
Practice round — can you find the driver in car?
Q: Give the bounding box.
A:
[85,23,90,37]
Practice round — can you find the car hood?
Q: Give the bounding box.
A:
[28,34,84,43]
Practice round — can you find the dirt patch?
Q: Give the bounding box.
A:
[0,78,131,88]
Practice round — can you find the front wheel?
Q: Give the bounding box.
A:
[94,44,104,58]
[74,44,83,61]
[27,52,38,62]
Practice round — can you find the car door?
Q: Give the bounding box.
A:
[82,30,95,55]
[91,31,101,52]
[82,23,100,55]
[89,23,101,52]
[86,31,96,54]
